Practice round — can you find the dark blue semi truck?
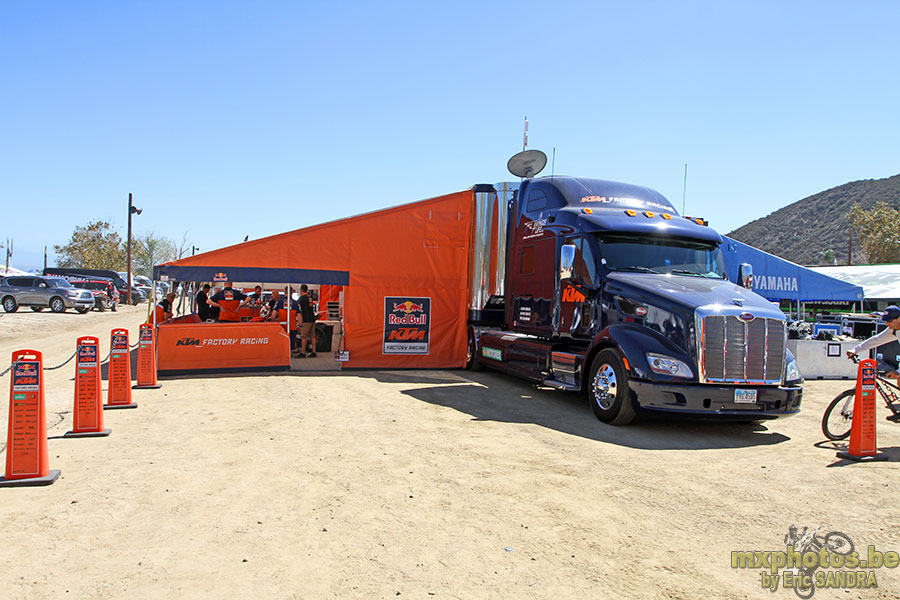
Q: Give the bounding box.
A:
[465,151,803,425]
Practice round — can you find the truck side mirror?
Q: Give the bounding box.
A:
[738,263,753,290]
[560,244,576,281]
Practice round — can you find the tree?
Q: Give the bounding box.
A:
[133,231,175,278]
[849,201,900,264]
[54,221,126,270]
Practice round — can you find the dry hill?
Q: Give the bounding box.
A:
[727,173,900,266]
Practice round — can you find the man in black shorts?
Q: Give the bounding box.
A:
[295,284,317,358]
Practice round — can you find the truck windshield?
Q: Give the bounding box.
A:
[596,234,726,279]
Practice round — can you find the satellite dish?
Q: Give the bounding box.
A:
[507,149,547,178]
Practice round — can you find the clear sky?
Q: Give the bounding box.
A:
[2,1,899,270]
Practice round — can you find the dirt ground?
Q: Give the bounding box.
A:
[0,306,898,599]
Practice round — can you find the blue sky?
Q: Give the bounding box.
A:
[2,1,899,270]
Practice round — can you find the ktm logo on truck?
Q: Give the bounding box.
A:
[388,328,426,341]
[393,301,425,314]
[176,337,201,346]
[561,287,586,303]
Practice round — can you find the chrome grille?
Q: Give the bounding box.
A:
[701,315,785,384]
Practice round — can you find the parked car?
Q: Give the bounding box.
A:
[70,278,120,312]
[0,276,95,313]
[43,268,146,304]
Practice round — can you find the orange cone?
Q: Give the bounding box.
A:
[65,337,111,437]
[105,328,138,410]
[1,350,61,486]
[133,324,162,390]
[837,358,888,462]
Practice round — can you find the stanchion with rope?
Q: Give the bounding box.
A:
[65,337,111,438]
[1,350,61,487]
[133,323,161,389]
[105,328,137,410]
[837,358,889,462]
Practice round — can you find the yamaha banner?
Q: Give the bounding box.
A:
[383,297,431,355]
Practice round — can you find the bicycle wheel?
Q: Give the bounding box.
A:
[822,389,855,441]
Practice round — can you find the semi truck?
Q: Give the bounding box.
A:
[465,150,803,424]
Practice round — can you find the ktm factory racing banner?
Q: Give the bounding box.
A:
[156,322,290,374]
[383,297,431,355]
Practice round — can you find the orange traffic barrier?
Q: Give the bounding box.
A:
[65,337,111,438]
[1,350,61,486]
[837,358,888,462]
[133,324,162,390]
[105,328,138,410]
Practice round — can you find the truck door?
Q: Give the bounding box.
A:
[507,186,555,335]
[559,236,597,338]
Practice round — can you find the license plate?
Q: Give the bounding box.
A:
[734,389,758,404]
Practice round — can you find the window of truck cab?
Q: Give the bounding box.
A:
[564,236,598,286]
[596,234,726,278]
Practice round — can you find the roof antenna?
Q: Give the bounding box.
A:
[522,116,528,151]
[682,163,688,215]
[551,147,556,181]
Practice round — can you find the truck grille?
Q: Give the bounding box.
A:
[701,316,785,384]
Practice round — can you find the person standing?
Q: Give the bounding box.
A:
[196,283,212,321]
[296,284,317,358]
[207,281,248,322]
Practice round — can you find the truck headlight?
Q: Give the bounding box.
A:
[646,353,694,378]
[785,357,802,383]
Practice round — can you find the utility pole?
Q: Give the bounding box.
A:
[127,193,142,305]
[43,246,47,271]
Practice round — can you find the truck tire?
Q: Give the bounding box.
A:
[586,348,636,425]
[466,327,483,371]
[2,296,18,313]
[50,297,66,313]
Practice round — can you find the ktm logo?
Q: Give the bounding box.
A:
[388,328,426,341]
[562,287,586,302]
[176,338,201,346]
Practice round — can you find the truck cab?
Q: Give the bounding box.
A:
[471,170,803,425]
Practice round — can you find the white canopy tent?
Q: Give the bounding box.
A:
[810,264,900,303]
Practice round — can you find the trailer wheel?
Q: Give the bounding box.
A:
[466,327,483,371]
[586,348,636,425]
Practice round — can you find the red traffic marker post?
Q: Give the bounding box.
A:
[1,350,61,487]
[105,328,138,410]
[837,358,888,462]
[65,337,111,438]
[133,323,161,390]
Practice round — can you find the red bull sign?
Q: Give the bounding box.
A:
[383,296,431,355]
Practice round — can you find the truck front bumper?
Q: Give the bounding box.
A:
[629,380,802,420]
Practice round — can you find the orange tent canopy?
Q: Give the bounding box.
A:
[154,189,475,368]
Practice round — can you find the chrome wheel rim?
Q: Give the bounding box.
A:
[3,299,13,311]
[51,299,63,311]
[592,363,618,410]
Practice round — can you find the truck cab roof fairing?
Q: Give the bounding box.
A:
[531,176,678,214]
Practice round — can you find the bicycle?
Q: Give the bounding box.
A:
[822,356,900,440]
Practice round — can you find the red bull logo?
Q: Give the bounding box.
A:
[393,301,425,314]
[213,272,228,282]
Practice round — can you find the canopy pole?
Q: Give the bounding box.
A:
[287,283,292,356]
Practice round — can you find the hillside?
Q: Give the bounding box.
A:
[727,173,900,266]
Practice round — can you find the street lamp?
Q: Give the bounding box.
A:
[127,193,142,305]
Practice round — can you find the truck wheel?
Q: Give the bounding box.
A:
[2,296,18,312]
[586,348,636,425]
[50,297,66,313]
[31,306,44,312]
[466,327,483,371]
